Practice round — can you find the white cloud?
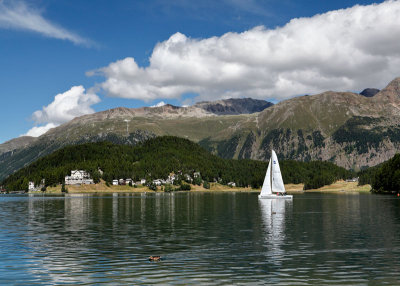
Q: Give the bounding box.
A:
[92,1,400,102]
[150,101,167,107]
[24,86,100,137]
[24,123,58,137]
[0,1,93,46]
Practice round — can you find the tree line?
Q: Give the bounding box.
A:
[1,136,353,191]
[358,153,400,194]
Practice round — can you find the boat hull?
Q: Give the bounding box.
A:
[258,194,293,199]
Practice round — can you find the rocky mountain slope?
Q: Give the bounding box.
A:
[193,98,273,115]
[2,79,400,181]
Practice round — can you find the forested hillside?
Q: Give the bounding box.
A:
[367,154,400,194]
[1,136,353,191]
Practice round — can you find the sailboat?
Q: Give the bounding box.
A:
[258,150,293,199]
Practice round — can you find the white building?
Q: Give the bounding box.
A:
[167,173,176,184]
[140,179,146,185]
[184,174,193,182]
[28,181,35,191]
[112,180,118,185]
[65,170,94,185]
[227,182,236,187]
[153,179,162,186]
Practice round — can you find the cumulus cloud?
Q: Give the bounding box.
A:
[92,1,400,102]
[150,101,167,107]
[24,123,58,137]
[0,0,93,46]
[24,86,100,137]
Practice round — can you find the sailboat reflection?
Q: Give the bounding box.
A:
[259,199,292,261]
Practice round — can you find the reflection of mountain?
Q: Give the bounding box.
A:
[259,199,292,262]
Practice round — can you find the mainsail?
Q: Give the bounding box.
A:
[271,150,286,193]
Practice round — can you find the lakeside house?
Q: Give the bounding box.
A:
[28,179,45,191]
[28,181,35,191]
[227,182,236,187]
[65,170,94,185]
[166,173,176,184]
[184,174,193,183]
[111,178,135,186]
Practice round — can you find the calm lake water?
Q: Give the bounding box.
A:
[1,192,400,285]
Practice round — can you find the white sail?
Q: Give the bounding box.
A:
[260,158,272,196]
[271,150,286,193]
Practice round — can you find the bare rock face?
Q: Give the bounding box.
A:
[194,98,273,115]
[0,136,37,155]
[375,77,400,100]
[360,88,380,97]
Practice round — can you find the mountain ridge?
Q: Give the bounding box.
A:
[2,79,400,181]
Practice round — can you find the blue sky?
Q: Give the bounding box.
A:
[1,0,398,143]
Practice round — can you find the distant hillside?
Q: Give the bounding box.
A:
[1,136,352,192]
[2,77,400,180]
[194,98,273,115]
[0,136,37,155]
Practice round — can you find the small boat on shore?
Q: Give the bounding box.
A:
[258,150,293,200]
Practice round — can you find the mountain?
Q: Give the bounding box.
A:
[360,88,380,97]
[0,136,37,154]
[193,98,273,115]
[2,78,400,181]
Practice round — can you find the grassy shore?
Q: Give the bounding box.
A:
[39,180,371,194]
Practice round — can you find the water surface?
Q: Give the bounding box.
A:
[0,192,400,285]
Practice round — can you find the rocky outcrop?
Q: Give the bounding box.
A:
[360,88,380,97]
[194,98,273,115]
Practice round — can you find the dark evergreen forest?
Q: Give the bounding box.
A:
[366,154,400,194]
[1,136,353,191]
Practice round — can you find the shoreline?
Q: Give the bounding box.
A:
[29,180,371,195]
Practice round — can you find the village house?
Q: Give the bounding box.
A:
[184,174,193,183]
[227,182,236,187]
[112,180,118,185]
[65,170,94,185]
[153,179,162,186]
[125,178,133,185]
[166,173,176,184]
[193,172,201,178]
[28,179,45,191]
[119,179,126,185]
[28,181,35,191]
[140,179,146,185]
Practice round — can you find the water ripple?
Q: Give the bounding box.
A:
[0,193,400,284]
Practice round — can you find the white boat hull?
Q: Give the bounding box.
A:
[258,194,293,199]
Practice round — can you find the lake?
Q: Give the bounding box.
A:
[0,192,400,285]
